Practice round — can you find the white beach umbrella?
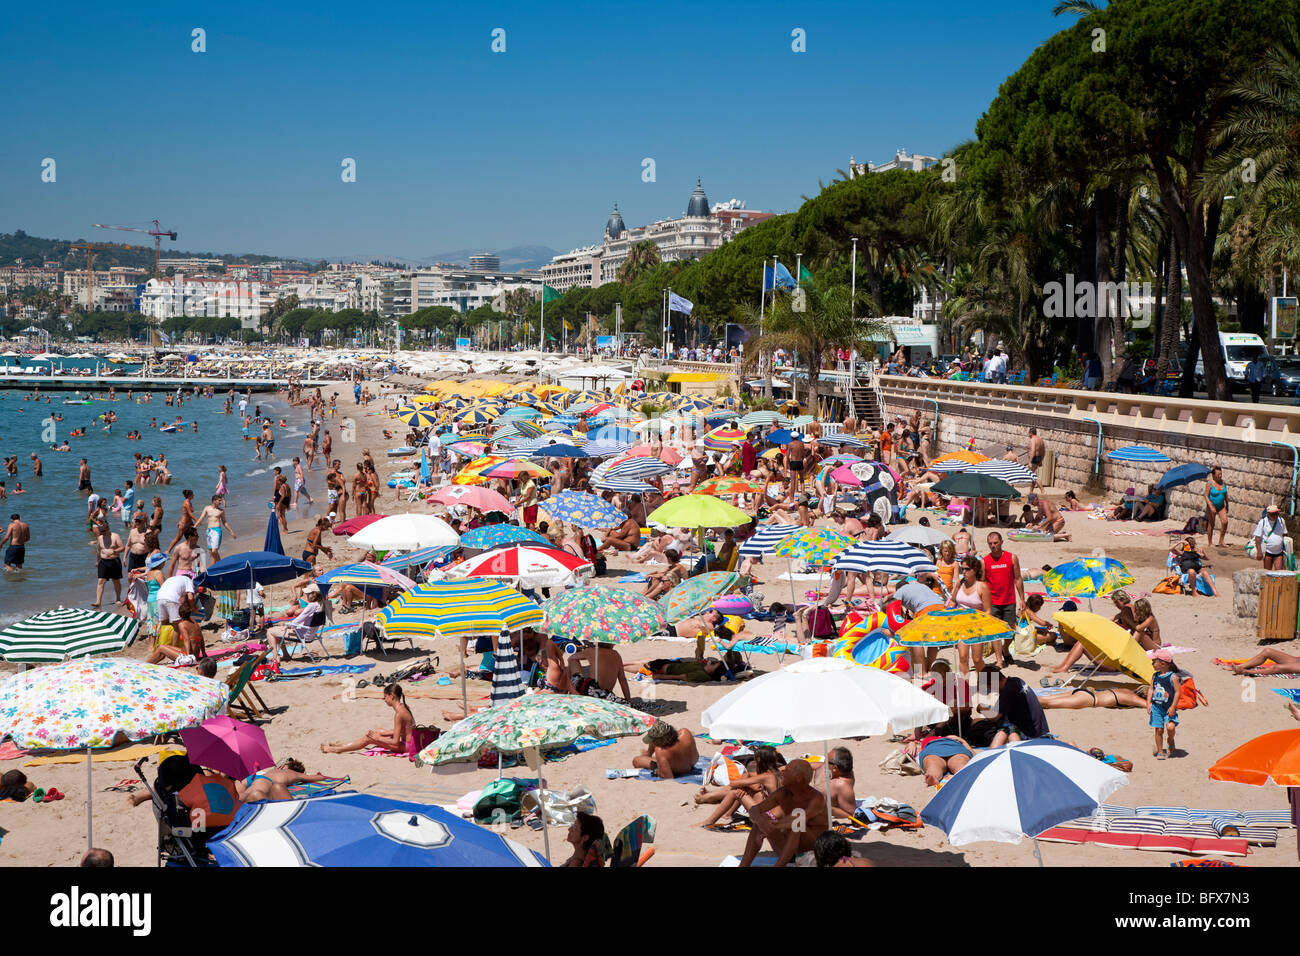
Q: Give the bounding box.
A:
[348,514,460,552]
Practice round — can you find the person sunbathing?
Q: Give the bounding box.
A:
[1221,648,1300,676]
[596,515,640,554]
[632,720,700,779]
[627,655,734,682]
[238,758,334,801]
[569,642,632,699]
[1037,686,1149,709]
[903,735,974,787]
[695,746,785,828]
[737,759,829,867]
[643,549,686,600]
[814,830,874,867]
[321,684,414,754]
[826,747,858,821]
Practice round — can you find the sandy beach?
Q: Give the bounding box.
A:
[2,371,1296,869]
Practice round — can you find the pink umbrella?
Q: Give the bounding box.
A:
[629,444,683,465]
[830,465,862,487]
[180,716,274,781]
[332,513,389,536]
[429,485,516,515]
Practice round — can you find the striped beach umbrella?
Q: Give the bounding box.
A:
[833,540,938,576]
[509,420,546,438]
[591,475,655,494]
[1105,445,1172,464]
[597,455,674,481]
[395,406,439,428]
[0,606,139,664]
[378,580,542,641]
[315,561,417,592]
[491,631,526,706]
[452,406,499,427]
[380,545,458,574]
[818,433,867,448]
[702,426,748,451]
[739,411,782,428]
[928,450,992,473]
[969,460,1039,484]
[477,459,551,481]
[582,439,635,458]
[737,524,801,557]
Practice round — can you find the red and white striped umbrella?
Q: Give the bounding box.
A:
[429,485,516,515]
[444,544,593,589]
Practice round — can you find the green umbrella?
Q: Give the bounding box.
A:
[542,586,667,645]
[930,472,1021,500]
[660,571,744,624]
[647,494,751,529]
[0,606,139,663]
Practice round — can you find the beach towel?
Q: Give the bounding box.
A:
[1171,859,1242,867]
[1060,814,1277,846]
[358,747,408,758]
[614,755,711,784]
[618,572,647,584]
[281,664,375,676]
[543,735,618,762]
[0,740,28,761]
[23,743,173,767]
[1092,804,1294,829]
[1273,688,1300,703]
[287,776,350,798]
[730,637,800,656]
[1037,826,1249,857]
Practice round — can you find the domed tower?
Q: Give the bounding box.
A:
[686,177,710,217]
[605,203,626,240]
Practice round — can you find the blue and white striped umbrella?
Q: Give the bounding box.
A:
[587,425,639,444]
[598,456,673,480]
[737,524,801,558]
[1104,445,1172,464]
[592,475,655,494]
[968,460,1039,485]
[920,738,1130,846]
[528,442,588,459]
[833,540,937,576]
[581,439,635,458]
[210,792,548,867]
[381,545,458,573]
[818,433,867,448]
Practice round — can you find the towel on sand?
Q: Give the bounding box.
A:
[609,756,710,784]
[24,743,173,767]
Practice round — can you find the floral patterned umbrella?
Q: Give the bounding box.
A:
[694,476,766,497]
[460,525,551,551]
[0,658,229,851]
[772,527,856,568]
[660,571,744,624]
[538,491,626,530]
[1044,558,1135,600]
[542,586,667,644]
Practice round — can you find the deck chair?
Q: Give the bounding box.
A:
[362,621,415,658]
[279,607,330,662]
[224,650,270,719]
[133,757,213,868]
[608,814,657,867]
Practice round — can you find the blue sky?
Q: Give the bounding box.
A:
[2,0,1065,262]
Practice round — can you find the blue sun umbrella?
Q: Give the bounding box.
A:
[263,513,284,556]
[1105,445,1172,464]
[210,792,548,867]
[1155,463,1211,492]
[539,491,627,530]
[460,525,550,551]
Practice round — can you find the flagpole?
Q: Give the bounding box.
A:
[760,260,772,400]
[796,253,802,288]
[539,287,545,351]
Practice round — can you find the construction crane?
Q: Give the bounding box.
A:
[92,220,178,279]
[69,242,141,313]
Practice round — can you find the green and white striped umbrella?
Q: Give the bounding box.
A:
[0,606,140,664]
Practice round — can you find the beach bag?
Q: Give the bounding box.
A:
[1177,675,1207,711]
[406,725,440,759]
[1152,575,1183,595]
[707,753,746,787]
[341,627,363,657]
[1011,619,1037,658]
[473,779,523,824]
[879,749,922,776]
[807,606,836,639]
[521,785,596,827]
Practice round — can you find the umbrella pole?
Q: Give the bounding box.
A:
[460,637,468,715]
[822,739,834,831]
[1033,836,1045,867]
[534,746,552,863]
[86,743,93,852]
[786,558,797,609]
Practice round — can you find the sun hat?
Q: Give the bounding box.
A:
[146,552,167,569]
[1267,502,1281,513]
[643,720,677,747]
[1147,647,1174,662]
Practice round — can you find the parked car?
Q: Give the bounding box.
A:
[1272,357,1300,397]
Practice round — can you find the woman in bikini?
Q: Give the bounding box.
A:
[903,734,974,787]
[946,555,991,675]
[1038,686,1149,709]
[321,684,414,754]
[1204,465,1229,550]
[952,525,975,560]
[695,746,785,828]
[1131,598,1161,651]
[238,758,334,802]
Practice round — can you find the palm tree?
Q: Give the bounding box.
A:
[617,240,661,285]
[737,285,887,409]
[1053,0,1103,14]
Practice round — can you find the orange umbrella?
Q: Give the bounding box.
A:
[695,476,766,497]
[929,450,991,468]
[1208,729,1300,786]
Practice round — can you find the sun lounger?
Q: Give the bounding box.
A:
[1036,826,1249,857]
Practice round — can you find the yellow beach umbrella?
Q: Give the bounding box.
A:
[1053,611,1154,684]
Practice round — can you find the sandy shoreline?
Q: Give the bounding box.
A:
[2,371,1297,868]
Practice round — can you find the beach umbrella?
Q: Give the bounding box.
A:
[1052,611,1154,684]
[416,695,656,861]
[445,543,593,589]
[429,485,516,515]
[737,524,800,557]
[920,739,1130,856]
[772,527,855,567]
[928,450,991,473]
[834,540,938,576]
[895,608,1014,648]
[968,460,1039,485]
[591,475,655,494]
[455,455,512,484]
[349,514,460,552]
[180,715,274,781]
[477,459,551,481]
[930,472,1020,500]
[1156,463,1211,492]
[452,406,499,427]
[314,561,418,593]
[510,420,546,438]
[263,512,285,556]
[446,440,489,458]
[379,579,543,711]
[818,433,867,448]
[829,464,863,487]
[0,607,139,664]
[490,630,526,706]
[580,439,634,458]
[648,494,751,529]
[628,444,683,465]
[196,551,312,591]
[886,525,952,547]
[1043,557,1134,602]
[460,525,550,551]
[739,411,782,427]
[209,793,548,867]
[822,454,863,466]
[1105,445,1172,464]
[702,426,748,451]
[1209,729,1300,787]
[396,406,439,428]
[529,442,588,459]
[0,659,227,850]
[702,657,950,823]
[539,491,626,530]
[542,586,667,645]
[764,427,796,446]
[660,571,744,624]
[588,424,638,444]
[599,455,674,480]
[331,514,389,537]
[694,476,766,497]
[499,406,543,420]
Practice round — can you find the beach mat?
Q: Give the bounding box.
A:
[610,755,710,784]
[280,664,375,676]
[23,743,173,767]
[0,740,29,761]
[1037,826,1249,857]
[287,776,350,798]
[337,686,489,701]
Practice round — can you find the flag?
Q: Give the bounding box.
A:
[799,264,814,285]
[563,320,574,331]
[158,330,172,344]
[668,292,694,315]
[774,262,796,289]
[542,285,562,303]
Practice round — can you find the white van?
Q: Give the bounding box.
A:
[1195,332,1271,390]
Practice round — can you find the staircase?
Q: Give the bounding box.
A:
[848,360,885,429]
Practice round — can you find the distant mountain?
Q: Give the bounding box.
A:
[0,230,304,271]
[419,245,561,271]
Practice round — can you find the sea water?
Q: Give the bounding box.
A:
[0,385,325,626]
